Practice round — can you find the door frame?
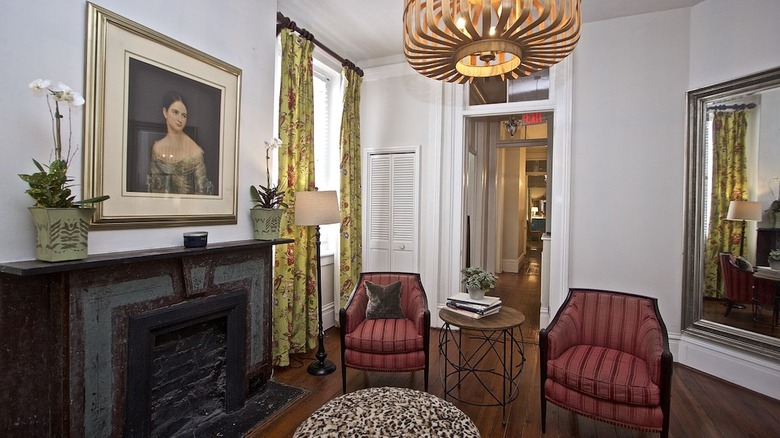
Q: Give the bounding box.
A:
[450,56,573,327]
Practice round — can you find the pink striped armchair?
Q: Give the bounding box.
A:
[339,272,430,394]
[540,289,673,437]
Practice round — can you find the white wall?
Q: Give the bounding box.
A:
[569,8,690,335]
[689,0,780,90]
[0,0,277,262]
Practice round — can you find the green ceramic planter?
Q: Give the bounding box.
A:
[29,207,94,262]
[251,207,284,240]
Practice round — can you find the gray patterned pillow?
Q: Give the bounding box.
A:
[735,256,753,272]
[365,281,405,320]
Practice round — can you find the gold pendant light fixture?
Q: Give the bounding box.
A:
[403,0,581,83]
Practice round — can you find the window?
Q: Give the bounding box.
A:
[313,59,343,255]
[469,68,550,105]
[272,44,344,255]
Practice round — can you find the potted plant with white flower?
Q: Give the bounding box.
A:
[249,138,287,240]
[20,79,109,262]
[460,266,499,300]
[768,249,780,270]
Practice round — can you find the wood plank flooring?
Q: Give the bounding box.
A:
[246,251,780,438]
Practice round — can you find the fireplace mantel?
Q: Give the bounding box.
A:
[0,239,292,436]
[0,238,293,276]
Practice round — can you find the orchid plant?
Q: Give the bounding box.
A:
[19,79,108,208]
[249,138,287,209]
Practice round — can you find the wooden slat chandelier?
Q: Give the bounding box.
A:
[403,0,581,83]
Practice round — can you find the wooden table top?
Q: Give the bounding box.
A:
[439,306,525,331]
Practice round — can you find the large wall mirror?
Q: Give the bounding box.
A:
[684,66,780,359]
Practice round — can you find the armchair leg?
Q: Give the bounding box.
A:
[724,301,734,317]
[341,365,347,394]
[541,398,547,433]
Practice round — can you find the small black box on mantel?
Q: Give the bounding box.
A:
[183,232,208,248]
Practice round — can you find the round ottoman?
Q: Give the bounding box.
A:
[293,386,480,438]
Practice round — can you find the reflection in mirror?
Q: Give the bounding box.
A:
[684,66,780,359]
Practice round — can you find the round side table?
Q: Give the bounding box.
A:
[438,306,526,424]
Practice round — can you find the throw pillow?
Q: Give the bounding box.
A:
[735,256,753,272]
[365,281,406,320]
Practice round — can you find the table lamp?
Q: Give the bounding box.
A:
[295,190,340,376]
[726,200,763,256]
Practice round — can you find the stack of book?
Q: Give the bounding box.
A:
[445,293,502,319]
[755,266,780,280]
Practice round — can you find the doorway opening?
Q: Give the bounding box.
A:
[464,111,552,272]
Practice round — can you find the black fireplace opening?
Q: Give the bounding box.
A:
[125,291,247,437]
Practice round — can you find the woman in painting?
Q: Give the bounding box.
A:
[148,91,213,195]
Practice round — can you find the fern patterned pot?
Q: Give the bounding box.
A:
[29,207,94,262]
[251,208,284,240]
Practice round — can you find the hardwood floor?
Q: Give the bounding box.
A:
[702,297,779,339]
[247,251,780,437]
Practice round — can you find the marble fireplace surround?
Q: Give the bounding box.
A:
[0,239,292,437]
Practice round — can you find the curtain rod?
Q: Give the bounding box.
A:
[276,12,364,77]
[708,103,757,111]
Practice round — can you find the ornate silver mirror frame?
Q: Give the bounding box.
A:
[683,66,780,359]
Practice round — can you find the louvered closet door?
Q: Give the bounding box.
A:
[366,151,417,272]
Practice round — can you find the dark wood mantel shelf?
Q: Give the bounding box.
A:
[0,238,294,277]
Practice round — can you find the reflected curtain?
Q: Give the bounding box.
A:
[338,67,363,307]
[703,111,748,298]
[273,28,317,366]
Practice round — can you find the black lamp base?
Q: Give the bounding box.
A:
[307,358,336,376]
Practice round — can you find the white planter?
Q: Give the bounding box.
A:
[467,287,486,300]
[29,207,94,262]
[251,208,285,240]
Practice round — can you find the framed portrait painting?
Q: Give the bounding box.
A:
[84,3,241,228]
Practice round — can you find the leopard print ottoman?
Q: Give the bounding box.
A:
[293,386,480,437]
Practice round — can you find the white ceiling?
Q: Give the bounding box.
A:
[276,0,703,66]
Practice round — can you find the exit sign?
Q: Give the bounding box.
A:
[521,112,544,125]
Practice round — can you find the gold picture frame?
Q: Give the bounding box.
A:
[84,2,241,228]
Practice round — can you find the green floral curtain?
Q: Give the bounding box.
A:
[703,111,749,298]
[273,28,317,366]
[338,67,363,307]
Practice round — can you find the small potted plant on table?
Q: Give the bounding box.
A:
[769,249,780,270]
[460,266,498,300]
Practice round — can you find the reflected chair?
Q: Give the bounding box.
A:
[720,252,775,319]
[339,272,430,394]
[720,252,778,326]
[540,288,673,438]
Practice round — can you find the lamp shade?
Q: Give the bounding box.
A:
[726,200,763,221]
[295,191,340,226]
[403,0,581,83]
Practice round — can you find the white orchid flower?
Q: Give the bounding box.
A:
[54,82,85,107]
[264,138,283,150]
[29,79,51,96]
